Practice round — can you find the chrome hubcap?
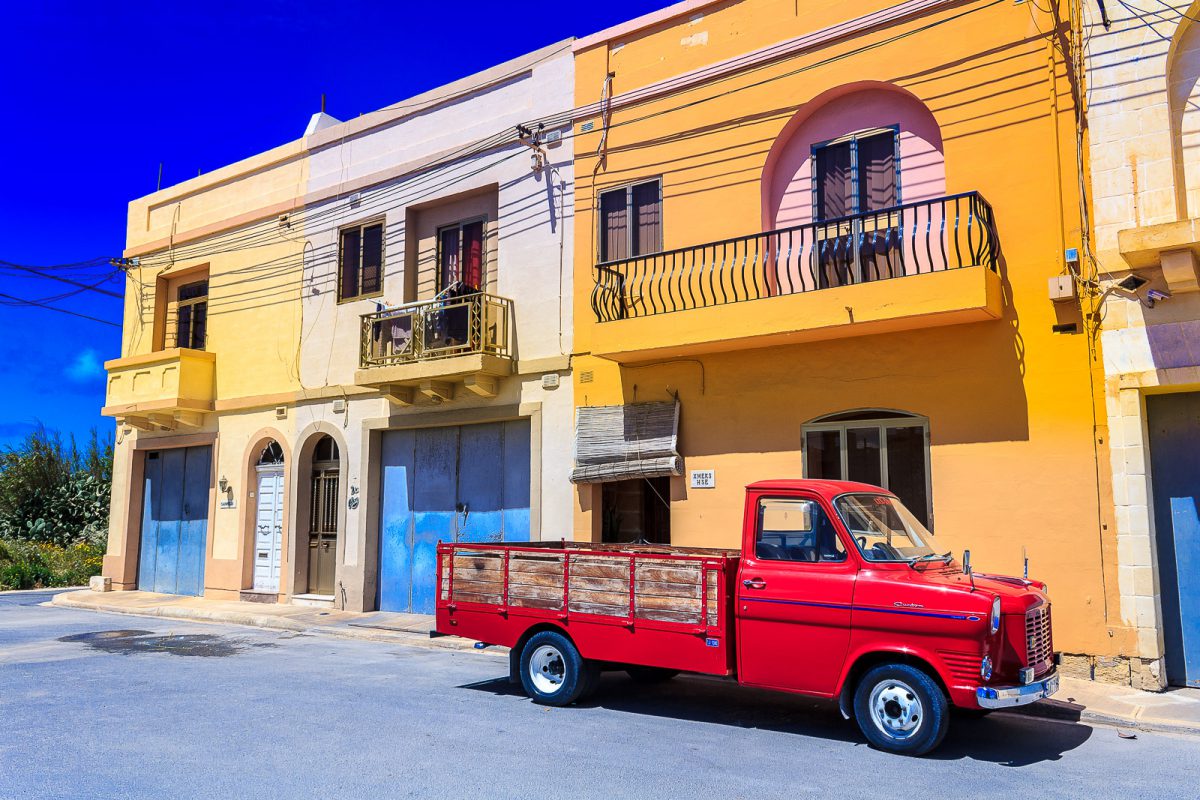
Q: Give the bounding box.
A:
[529,645,566,694]
[869,679,923,740]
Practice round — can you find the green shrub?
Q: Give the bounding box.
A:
[0,426,112,547]
[0,539,105,591]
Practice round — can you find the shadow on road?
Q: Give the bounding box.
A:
[459,671,1093,766]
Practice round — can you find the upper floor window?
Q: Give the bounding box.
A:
[437,218,485,292]
[339,221,384,301]
[599,179,662,263]
[813,128,898,221]
[175,279,208,350]
[802,409,931,528]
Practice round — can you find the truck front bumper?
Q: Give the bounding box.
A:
[976,671,1059,709]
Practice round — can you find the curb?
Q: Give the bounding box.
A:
[1,586,88,595]
[49,592,504,658]
[997,698,1200,737]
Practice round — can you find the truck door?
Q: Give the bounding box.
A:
[735,494,857,695]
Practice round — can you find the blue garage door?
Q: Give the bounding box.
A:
[138,445,211,597]
[1147,392,1200,687]
[378,420,531,614]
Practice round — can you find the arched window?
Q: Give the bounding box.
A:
[763,84,945,232]
[257,440,284,466]
[802,409,931,527]
[313,435,340,465]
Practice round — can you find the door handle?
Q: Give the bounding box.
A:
[742,578,767,589]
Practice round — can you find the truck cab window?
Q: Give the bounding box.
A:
[755,498,845,562]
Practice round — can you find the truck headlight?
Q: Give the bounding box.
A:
[981,655,993,681]
[990,596,1001,635]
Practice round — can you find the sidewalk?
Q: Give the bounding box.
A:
[49,589,499,656]
[1015,675,1200,735]
[48,589,1200,735]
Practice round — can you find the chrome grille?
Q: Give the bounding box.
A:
[1025,605,1053,673]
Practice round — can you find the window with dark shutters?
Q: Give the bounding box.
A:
[338,221,384,301]
[599,179,662,262]
[813,128,899,221]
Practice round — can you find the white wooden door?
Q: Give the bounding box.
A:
[253,468,284,593]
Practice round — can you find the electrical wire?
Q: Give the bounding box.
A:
[133,0,1004,277]
[0,290,120,327]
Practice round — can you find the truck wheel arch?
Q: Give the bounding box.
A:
[508,622,573,684]
[837,650,950,718]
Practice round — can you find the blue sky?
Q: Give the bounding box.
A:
[0,0,665,449]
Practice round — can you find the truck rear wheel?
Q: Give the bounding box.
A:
[519,631,593,706]
[852,663,949,756]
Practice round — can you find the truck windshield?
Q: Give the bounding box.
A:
[833,494,939,563]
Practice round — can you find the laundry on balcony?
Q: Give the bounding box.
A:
[360,286,511,368]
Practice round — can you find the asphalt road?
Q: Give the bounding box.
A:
[2,591,1198,799]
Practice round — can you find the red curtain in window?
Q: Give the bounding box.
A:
[461,221,484,290]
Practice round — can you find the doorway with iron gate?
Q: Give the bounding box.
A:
[306,435,341,598]
[378,420,531,614]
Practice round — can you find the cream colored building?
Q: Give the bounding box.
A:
[1086,1,1200,689]
[101,42,575,613]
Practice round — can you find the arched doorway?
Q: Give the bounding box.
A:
[252,440,285,593]
[307,435,341,596]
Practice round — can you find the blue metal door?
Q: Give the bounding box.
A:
[378,420,531,613]
[138,445,210,596]
[1147,392,1200,687]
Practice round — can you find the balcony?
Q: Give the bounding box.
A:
[353,291,514,404]
[589,191,1004,361]
[101,348,216,430]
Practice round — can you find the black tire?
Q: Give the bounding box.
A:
[625,666,680,684]
[518,630,589,706]
[852,663,949,756]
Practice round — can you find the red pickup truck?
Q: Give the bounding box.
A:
[435,479,1057,755]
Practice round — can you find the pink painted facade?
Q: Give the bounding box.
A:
[763,83,946,230]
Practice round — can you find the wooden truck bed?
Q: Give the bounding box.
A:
[435,541,739,676]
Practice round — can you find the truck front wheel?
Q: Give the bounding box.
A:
[519,631,595,706]
[852,663,949,756]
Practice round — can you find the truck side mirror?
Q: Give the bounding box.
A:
[962,549,971,575]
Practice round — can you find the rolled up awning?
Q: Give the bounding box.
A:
[570,401,682,484]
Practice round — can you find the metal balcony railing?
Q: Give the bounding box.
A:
[591,191,1000,322]
[360,290,513,369]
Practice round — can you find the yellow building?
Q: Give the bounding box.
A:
[100,45,578,612]
[568,0,1137,681]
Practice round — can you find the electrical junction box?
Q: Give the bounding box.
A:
[1049,275,1076,303]
[542,373,560,390]
[332,398,347,414]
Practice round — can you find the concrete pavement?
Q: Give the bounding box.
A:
[51,588,485,653]
[46,588,1200,737]
[3,595,1199,799]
